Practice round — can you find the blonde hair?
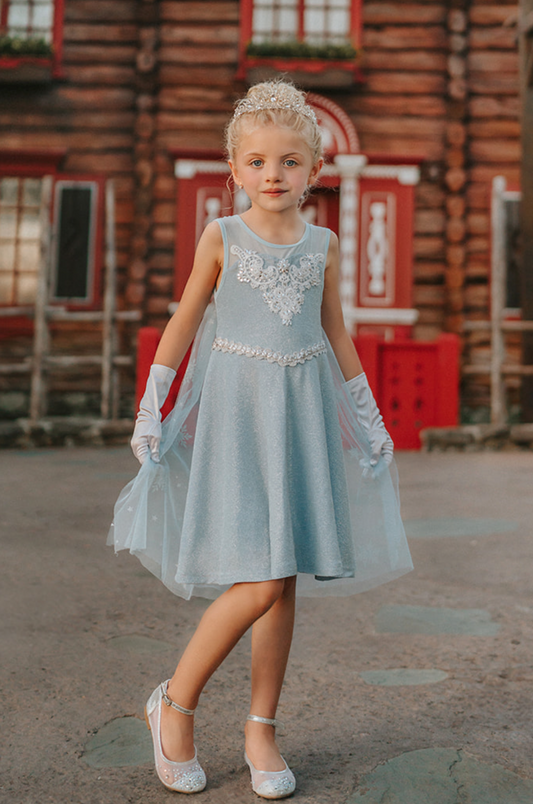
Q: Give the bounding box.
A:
[225,80,323,166]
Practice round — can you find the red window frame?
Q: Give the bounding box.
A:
[0,154,105,326]
[0,0,65,78]
[238,0,362,70]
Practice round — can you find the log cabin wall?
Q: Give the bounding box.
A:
[0,0,522,421]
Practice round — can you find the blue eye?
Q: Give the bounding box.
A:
[284,159,298,167]
[251,159,263,167]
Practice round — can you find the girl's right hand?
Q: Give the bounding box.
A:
[131,364,176,464]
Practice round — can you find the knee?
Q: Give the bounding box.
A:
[249,579,285,615]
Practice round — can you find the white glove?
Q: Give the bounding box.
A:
[131,364,176,465]
[346,372,394,468]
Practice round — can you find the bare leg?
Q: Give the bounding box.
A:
[245,575,297,771]
[161,578,286,761]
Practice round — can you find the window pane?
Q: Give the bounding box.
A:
[0,211,17,238]
[0,273,14,304]
[279,7,298,37]
[253,2,274,36]
[19,209,40,240]
[0,178,19,207]
[7,2,30,31]
[18,242,40,272]
[23,179,42,207]
[0,244,16,272]
[305,8,325,35]
[306,0,324,7]
[328,8,350,36]
[17,273,38,304]
[33,1,53,31]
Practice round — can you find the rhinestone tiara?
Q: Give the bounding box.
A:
[233,84,317,123]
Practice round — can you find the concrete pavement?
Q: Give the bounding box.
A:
[1,447,533,803]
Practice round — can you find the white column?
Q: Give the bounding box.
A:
[333,154,367,322]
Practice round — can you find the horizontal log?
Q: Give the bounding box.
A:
[358,133,443,160]
[467,213,490,235]
[64,0,136,22]
[160,24,238,45]
[415,209,446,234]
[148,275,174,295]
[416,182,446,208]
[466,236,489,254]
[363,27,447,50]
[364,3,446,24]
[157,130,223,152]
[159,86,232,112]
[150,252,175,271]
[363,72,447,95]
[348,95,447,117]
[469,27,517,49]
[152,202,175,225]
[362,50,447,72]
[466,182,491,209]
[469,5,517,24]
[156,111,230,131]
[56,86,135,109]
[159,45,238,65]
[464,285,489,309]
[470,139,521,162]
[159,64,236,86]
[353,114,444,137]
[152,224,176,247]
[63,23,138,42]
[62,44,136,64]
[469,165,520,184]
[468,51,518,72]
[469,73,520,94]
[413,235,445,258]
[469,119,521,137]
[414,262,445,282]
[115,199,135,225]
[63,64,136,85]
[153,175,177,201]
[417,308,447,325]
[160,1,239,23]
[64,152,134,173]
[0,110,136,130]
[469,95,520,118]
[413,285,446,306]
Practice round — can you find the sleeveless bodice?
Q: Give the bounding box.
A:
[214,216,330,366]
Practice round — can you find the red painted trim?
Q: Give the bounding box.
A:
[0,55,52,68]
[169,147,225,161]
[435,334,460,426]
[297,0,305,41]
[0,149,66,173]
[0,1,8,29]
[52,0,65,77]
[351,0,362,50]
[243,55,360,74]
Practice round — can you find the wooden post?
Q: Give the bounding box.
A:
[519,0,533,420]
[490,176,507,424]
[29,175,53,422]
[101,180,116,420]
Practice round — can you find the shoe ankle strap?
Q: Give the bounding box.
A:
[247,714,283,730]
[161,680,196,716]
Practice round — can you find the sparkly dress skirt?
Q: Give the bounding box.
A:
[108,217,412,600]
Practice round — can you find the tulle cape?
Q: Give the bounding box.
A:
[108,300,413,600]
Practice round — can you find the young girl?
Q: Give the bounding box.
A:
[109,80,412,799]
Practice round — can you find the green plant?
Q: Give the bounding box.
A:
[0,35,53,58]
[246,40,357,61]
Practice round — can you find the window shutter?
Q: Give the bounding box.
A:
[51,180,98,304]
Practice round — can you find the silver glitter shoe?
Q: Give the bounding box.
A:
[145,680,206,794]
[245,715,296,800]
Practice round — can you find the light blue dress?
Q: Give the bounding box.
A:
[108,216,412,600]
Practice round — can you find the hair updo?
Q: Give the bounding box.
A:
[225,80,323,166]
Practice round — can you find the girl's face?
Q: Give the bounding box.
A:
[229,125,322,215]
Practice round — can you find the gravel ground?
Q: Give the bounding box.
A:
[1,447,532,803]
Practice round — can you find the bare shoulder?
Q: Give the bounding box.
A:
[325,229,339,269]
[194,219,224,269]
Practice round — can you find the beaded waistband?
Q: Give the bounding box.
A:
[212,337,326,367]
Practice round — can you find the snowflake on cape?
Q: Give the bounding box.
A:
[231,245,324,326]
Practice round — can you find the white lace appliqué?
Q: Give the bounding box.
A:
[212,337,326,367]
[231,245,324,325]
